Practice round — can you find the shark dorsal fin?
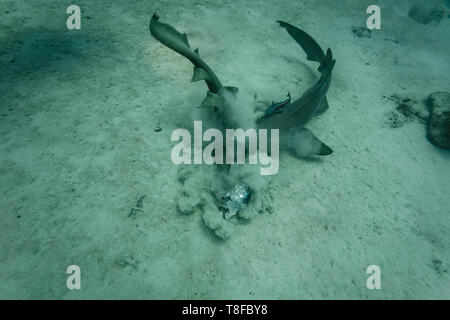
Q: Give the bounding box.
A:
[191,67,211,82]
[182,33,190,48]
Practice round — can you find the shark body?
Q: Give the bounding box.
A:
[258,21,336,155]
[259,48,334,129]
[150,13,238,106]
[149,14,335,156]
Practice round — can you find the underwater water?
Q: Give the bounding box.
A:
[0,0,449,299]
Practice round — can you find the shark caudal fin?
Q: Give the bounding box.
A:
[150,13,192,53]
[277,20,335,74]
[318,48,335,74]
[150,13,240,109]
[276,20,325,63]
[149,13,225,94]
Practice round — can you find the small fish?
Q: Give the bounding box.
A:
[264,92,291,116]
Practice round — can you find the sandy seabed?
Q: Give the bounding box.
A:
[0,0,449,299]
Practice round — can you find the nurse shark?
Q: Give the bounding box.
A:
[149,14,335,156]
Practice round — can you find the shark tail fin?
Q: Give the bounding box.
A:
[276,20,325,64]
[276,20,335,76]
[150,13,225,93]
[150,13,192,52]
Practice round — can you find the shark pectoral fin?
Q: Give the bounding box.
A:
[316,97,329,114]
[200,91,222,108]
[318,142,333,155]
[194,48,199,55]
[305,128,333,155]
[223,86,239,97]
[150,14,192,52]
[288,128,333,157]
[191,67,211,82]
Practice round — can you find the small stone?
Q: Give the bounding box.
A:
[409,4,444,25]
[427,91,450,150]
[351,26,372,38]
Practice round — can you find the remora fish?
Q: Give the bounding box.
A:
[264,92,291,117]
[258,21,336,155]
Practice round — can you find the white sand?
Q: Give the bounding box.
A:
[0,0,449,299]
